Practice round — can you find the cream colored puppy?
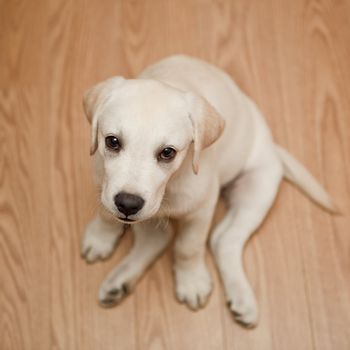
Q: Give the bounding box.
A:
[81,55,335,327]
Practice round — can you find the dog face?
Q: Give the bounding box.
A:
[83,77,225,223]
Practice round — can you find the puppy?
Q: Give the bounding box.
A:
[81,55,335,327]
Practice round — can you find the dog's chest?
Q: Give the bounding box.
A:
[159,192,194,218]
[158,176,206,218]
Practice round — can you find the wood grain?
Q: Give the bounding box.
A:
[1,0,349,349]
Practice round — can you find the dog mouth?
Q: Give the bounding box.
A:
[102,203,138,223]
[118,217,136,223]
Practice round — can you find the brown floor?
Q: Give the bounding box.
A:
[1,1,350,349]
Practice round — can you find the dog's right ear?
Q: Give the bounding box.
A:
[83,77,124,155]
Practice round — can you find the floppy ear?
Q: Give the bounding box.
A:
[83,77,124,155]
[186,92,226,174]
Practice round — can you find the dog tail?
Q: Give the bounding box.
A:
[276,145,339,213]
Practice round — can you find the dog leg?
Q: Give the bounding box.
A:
[173,184,219,310]
[98,219,172,307]
[210,157,283,327]
[81,211,125,263]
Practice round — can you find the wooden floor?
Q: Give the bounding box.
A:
[1,1,350,349]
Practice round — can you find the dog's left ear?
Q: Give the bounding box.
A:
[186,92,226,174]
[83,77,124,155]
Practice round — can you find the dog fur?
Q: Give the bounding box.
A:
[81,55,336,327]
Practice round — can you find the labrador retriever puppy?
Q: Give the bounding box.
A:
[81,55,335,327]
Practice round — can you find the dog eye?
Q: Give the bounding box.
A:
[158,147,177,162]
[105,136,121,151]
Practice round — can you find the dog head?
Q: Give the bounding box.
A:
[83,77,225,223]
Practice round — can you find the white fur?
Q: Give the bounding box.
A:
[81,55,335,327]
[81,214,124,263]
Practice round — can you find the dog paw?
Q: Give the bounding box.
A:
[98,266,137,307]
[174,263,213,310]
[226,286,258,328]
[81,218,122,263]
[98,282,130,307]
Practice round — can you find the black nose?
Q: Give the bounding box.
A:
[114,192,145,216]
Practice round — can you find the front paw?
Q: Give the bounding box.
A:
[226,283,258,328]
[174,263,213,310]
[81,218,123,263]
[98,264,138,307]
[98,282,130,307]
